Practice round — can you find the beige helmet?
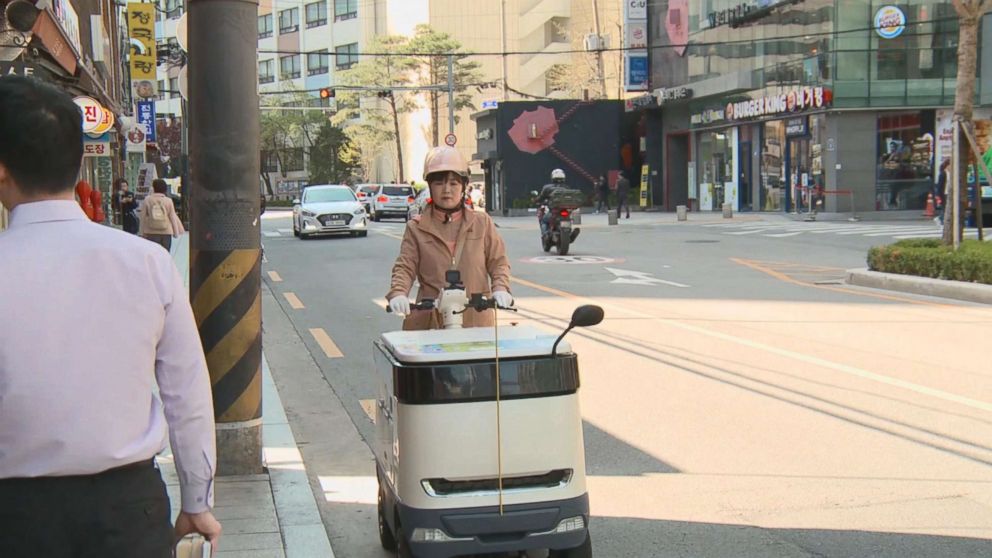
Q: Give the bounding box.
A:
[423,146,468,181]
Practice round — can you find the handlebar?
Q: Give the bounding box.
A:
[385,299,436,313]
[385,296,516,314]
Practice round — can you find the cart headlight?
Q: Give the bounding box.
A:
[551,516,585,534]
[353,208,365,215]
[409,528,471,543]
[302,210,315,218]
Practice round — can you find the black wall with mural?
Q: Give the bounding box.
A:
[492,100,623,208]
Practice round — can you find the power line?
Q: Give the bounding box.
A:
[257,17,960,58]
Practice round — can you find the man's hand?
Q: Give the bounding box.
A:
[175,511,222,554]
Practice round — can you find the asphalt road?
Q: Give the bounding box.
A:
[260,209,992,558]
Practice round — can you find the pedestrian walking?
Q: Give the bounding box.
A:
[595,175,610,214]
[934,159,950,225]
[117,178,140,234]
[616,170,631,219]
[0,76,220,558]
[139,178,184,252]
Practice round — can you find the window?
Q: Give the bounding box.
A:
[258,14,273,39]
[169,77,179,98]
[306,2,327,28]
[163,0,183,18]
[304,187,357,203]
[280,55,301,80]
[876,111,936,211]
[279,8,298,33]
[335,43,358,70]
[382,186,414,197]
[261,151,279,173]
[284,148,305,172]
[307,50,329,76]
[259,59,275,84]
[158,80,167,101]
[334,0,357,21]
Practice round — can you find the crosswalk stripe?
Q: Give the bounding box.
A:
[763,231,805,237]
[277,228,293,234]
[263,231,281,237]
[863,228,941,237]
[725,228,775,235]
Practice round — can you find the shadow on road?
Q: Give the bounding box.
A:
[583,421,680,476]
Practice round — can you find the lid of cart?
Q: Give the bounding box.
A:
[381,325,570,364]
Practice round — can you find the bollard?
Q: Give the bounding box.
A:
[722,203,733,219]
[677,205,687,221]
[608,209,619,226]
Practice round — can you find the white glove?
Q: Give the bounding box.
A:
[492,290,514,309]
[388,295,411,316]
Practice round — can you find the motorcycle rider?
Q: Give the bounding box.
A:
[535,169,579,242]
[386,146,512,330]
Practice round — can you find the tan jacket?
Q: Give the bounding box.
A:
[388,207,511,330]
[138,194,183,237]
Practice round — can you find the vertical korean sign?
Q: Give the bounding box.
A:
[137,101,157,143]
[624,0,649,91]
[128,3,157,100]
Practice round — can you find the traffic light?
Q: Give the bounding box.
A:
[319,88,335,99]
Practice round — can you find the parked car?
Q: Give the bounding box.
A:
[371,184,416,221]
[293,184,368,239]
[354,184,381,215]
[407,188,431,220]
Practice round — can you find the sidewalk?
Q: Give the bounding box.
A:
[163,234,334,558]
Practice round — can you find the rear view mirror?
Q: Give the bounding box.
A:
[292,198,301,205]
[569,305,604,328]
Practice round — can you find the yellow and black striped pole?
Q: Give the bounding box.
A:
[188,0,263,475]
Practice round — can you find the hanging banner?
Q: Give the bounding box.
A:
[127,2,157,100]
[125,122,147,153]
[137,101,157,143]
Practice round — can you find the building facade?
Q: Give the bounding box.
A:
[640,0,991,214]
[1,0,127,228]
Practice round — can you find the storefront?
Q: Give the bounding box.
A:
[689,86,832,212]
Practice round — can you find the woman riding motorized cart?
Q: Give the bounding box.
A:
[379,147,601,557]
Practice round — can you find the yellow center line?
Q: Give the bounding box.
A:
[310,328,344,358]
[267,270,283,282]
[283,292,305,309]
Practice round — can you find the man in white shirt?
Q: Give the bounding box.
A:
[0,77,221,556]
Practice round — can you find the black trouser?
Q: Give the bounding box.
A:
[145,233,173,252]
[0,459,173,558]
[617,193,630,217]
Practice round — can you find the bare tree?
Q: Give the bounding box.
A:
[944,0,992,244]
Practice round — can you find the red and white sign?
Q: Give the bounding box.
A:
[83,141,110,158]
[627,22,647,49]
[725,87,831,121]
[444,133,457,147]
[73,96,105,133]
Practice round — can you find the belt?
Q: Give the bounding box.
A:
[0,458,156,485]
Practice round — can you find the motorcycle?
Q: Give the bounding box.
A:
[532,190,582,256]
[380,271,603,557]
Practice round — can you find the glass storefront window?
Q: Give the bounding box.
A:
[761,121,785,210]
[876,111,935,210]
[698,130,735,210]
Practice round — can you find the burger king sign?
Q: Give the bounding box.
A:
[874,6,906,39]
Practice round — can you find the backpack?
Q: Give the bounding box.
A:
[147,197,170,227]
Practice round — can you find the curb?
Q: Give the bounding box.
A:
[846,268,992,305]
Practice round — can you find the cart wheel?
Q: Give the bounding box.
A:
[377,485,397,551]
[550,533,592,558]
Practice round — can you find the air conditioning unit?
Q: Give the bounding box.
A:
[583,33,601,51]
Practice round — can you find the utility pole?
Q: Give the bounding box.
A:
[591,0,607,99]
[500,0,508,101]
[188,0,263,475]
[447,54,455,136]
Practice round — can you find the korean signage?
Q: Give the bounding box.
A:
[785,117,808,137]
[1,62,38,78]
[52,0,82,56]
[137,101,157,143]
[126,122,148,153]
[128,2,158,100]
[874,6,906,39]
[707,0,779,28]
[626,22,648,49]
[625,94,656,112]
[83,134,112,158]
[73,96,105,134]
[625,55,649,91]
[691,87,832,126]
[625,0,647,19]
[656,86,693,104]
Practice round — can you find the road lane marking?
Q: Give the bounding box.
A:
[606,267,689,288]
[283,292,305,309]
[510,275,992,414]
[263,231,281,237]
[310,328,344,358]
[725,228,774,235]
[763,231,805,238]
[267,271,283,282]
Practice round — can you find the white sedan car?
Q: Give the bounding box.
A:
[293,184,368,239]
